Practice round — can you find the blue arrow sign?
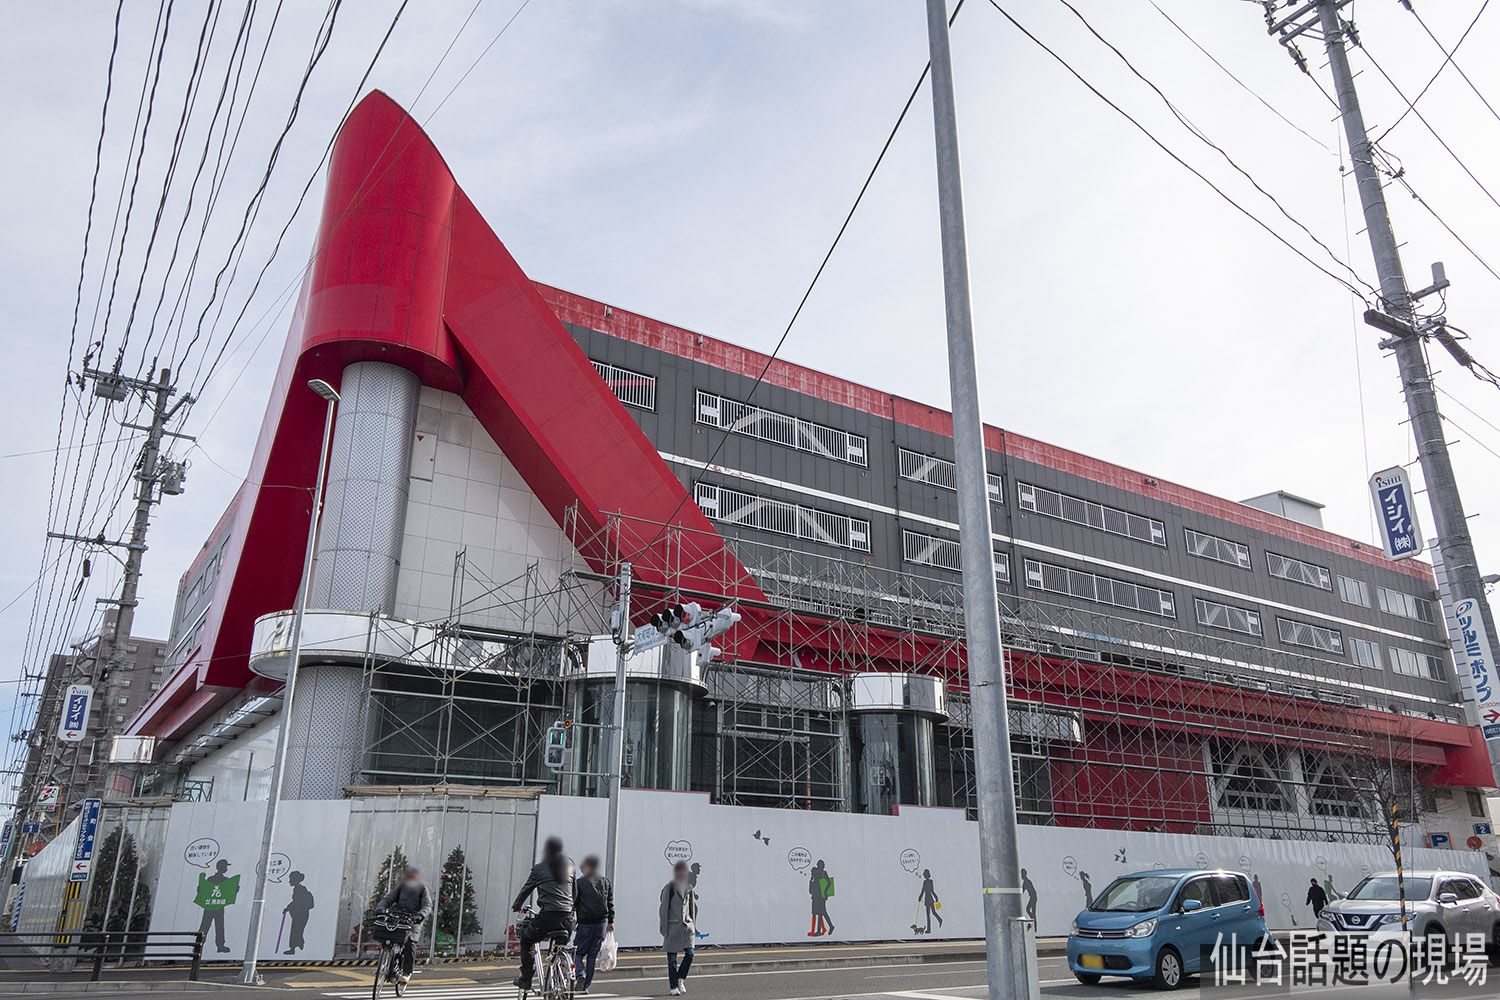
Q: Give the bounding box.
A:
[68,798,102,882]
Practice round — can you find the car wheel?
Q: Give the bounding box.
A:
[1074,972,1101,986]
[1153,946,1184,991]
[1247,938,1269,981]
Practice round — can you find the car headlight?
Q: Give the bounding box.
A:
[1071,919,1080,935]
[1124,918,1157,939]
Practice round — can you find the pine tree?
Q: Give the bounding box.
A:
[436,844,482,946]
[84,826,153,957]
[364,845,410,930]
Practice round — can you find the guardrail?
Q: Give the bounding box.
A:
[0,930,205,981]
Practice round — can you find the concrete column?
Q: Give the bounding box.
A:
[309,361,420,614]
[285,361,419,798]
[281,664,367,800]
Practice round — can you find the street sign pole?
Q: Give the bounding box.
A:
[604,563,631,883]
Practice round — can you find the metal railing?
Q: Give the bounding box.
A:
[0,930,205,982]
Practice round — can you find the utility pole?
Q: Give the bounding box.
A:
[604,562,631,883]
[25,366,192,829]
[923,3,1036,1000]
[1270,1,1500,781]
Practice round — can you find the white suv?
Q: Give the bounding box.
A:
[1318,870,1500,951]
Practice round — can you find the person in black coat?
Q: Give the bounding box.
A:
[375,867,433,982]
[572,855,614,993]
[512,837,578,991]
[1306,878,1329,916]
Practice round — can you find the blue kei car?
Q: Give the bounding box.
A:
[1068,868,1271,990]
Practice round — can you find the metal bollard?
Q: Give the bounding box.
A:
[190,932,205,981]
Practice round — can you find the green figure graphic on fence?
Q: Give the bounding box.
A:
[194,859,240,954]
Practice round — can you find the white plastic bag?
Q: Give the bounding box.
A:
[597,931,618,973]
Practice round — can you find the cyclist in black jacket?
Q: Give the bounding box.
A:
[573,856,614,993]
[512,837,578,991]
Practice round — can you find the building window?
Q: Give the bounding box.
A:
[1184,528,1251,570]
[695,482,870,552]
[696,390,867,466]
[1389,646,1445,680]
[118,679,131,688]
[115,715,125,723]
[1468,790,1486,817]
[1276,617,1344,654]
[591,359,656,410]
[1338,575,1371,607]
[117,697,130,705]
[898,448,1001,501]
[124,644,139,653]
[1024,558,1176,618]
[1017,482,1166,547]
[153,665,164,674]
[1305,758,1363,818]
[1350,637,1383,669]
[901,529,1010,582]
[1266,551,1332,591]
[1376,586,1436,623]
[1212,746,1288,812]
[1194,598,1262,636]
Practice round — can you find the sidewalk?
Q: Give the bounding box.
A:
[0,938,1067,992]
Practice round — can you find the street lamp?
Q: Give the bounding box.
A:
[237,378,339,984]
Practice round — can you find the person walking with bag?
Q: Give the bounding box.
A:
[573,855,614,994]
[659,862,698,995]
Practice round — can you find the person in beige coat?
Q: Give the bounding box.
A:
[659,862,698,995]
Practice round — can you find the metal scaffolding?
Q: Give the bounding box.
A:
[312,505,1449,844]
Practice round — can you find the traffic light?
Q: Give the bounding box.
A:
[544,721,571,771]
[650,602,701,637]
[673,607,741,663]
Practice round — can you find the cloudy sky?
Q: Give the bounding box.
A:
[3,0,1499,724]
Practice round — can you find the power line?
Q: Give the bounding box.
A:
[1056,0,1371,295]
[171,0,344,372]
[1436,382,1500,439]
[641,0,969,552]
[1146,0,1333,153]
[986,0,1373,302]
[1368,145,1500,285]
[184,0,530,412]
[1356,38,1500,216]
[1389,1,1500,138]
[185,0,417,396]
[1441,414,1500,463]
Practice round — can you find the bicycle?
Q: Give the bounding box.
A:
[515,906,576,1000]
[368,910,420,1000]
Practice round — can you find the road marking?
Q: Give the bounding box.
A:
[321,990,647,1000]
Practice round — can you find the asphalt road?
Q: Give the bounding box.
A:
[0,956,1165,1000]
[9,953,1500,1000]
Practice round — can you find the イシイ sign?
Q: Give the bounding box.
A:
[1369,466,1424,560]
[56,683,94,743]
